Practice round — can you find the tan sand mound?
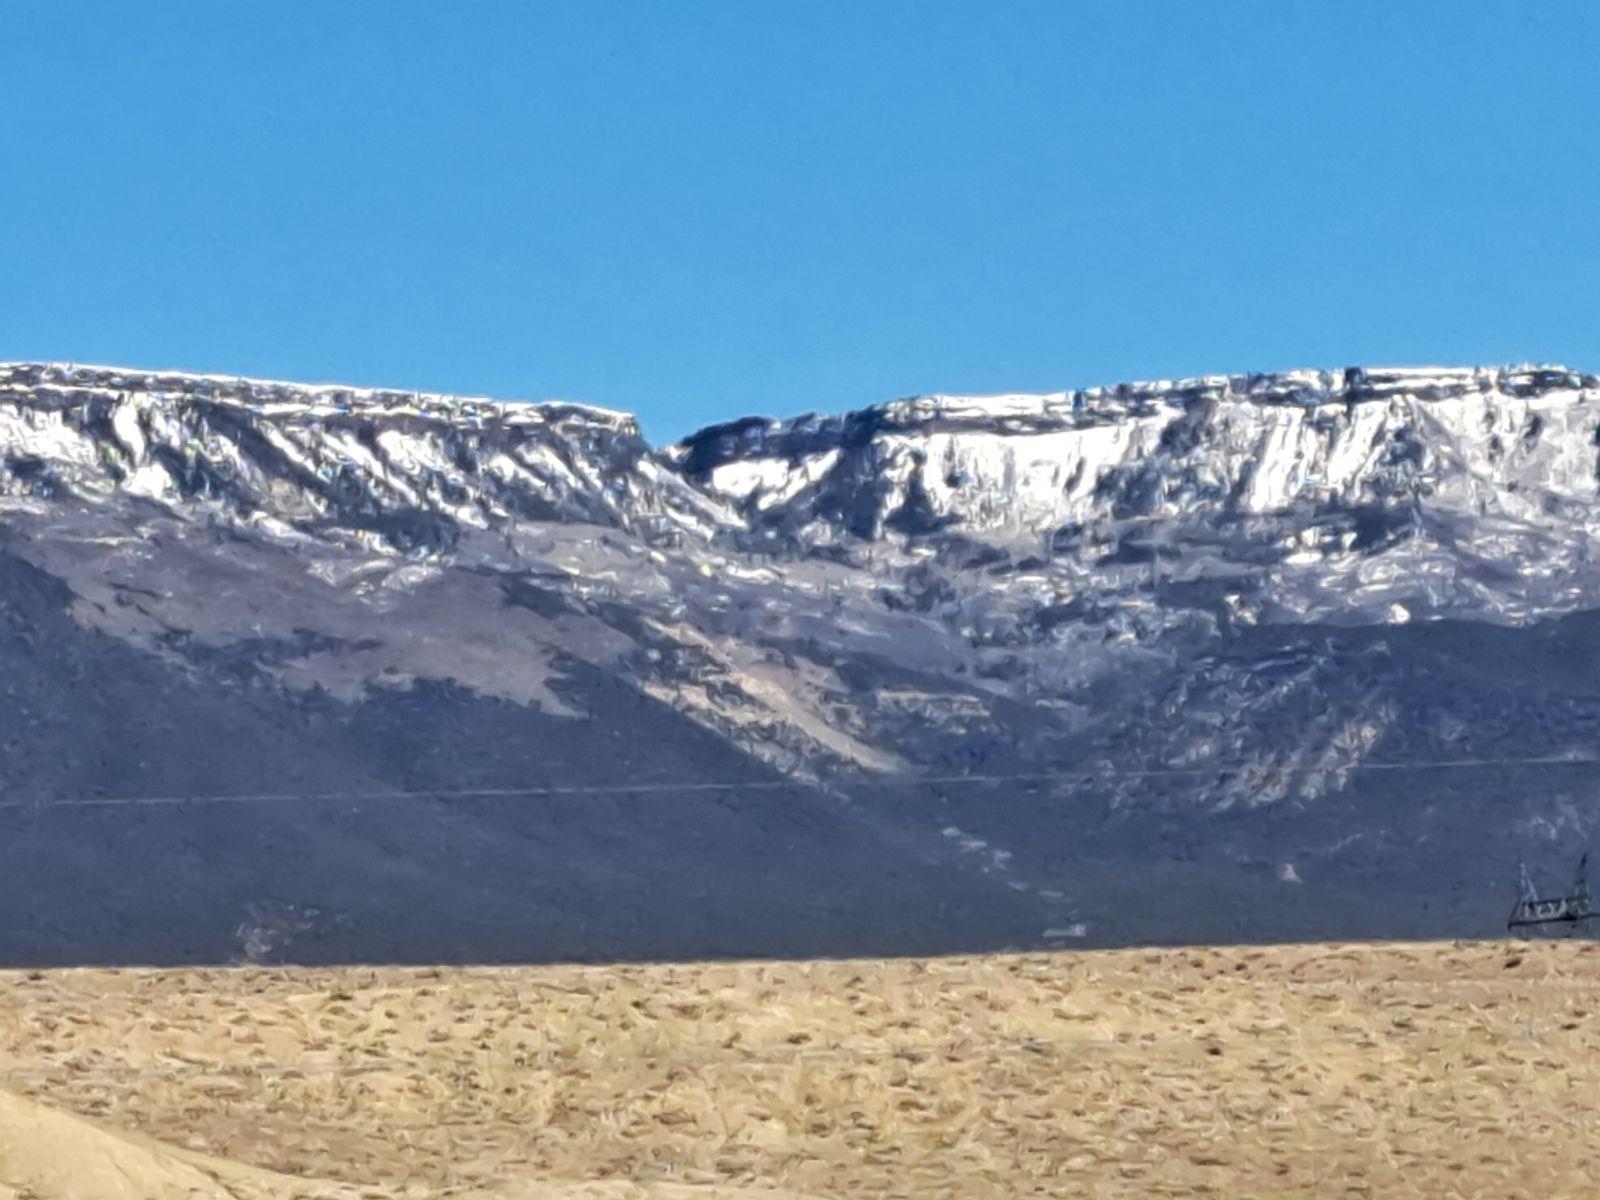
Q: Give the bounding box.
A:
[0,1086,821,1200]
[0,1085,363,1200]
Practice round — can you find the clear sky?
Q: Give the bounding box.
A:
[3,2,1597,439]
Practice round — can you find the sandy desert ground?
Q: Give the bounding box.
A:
[0,940,1596,1198]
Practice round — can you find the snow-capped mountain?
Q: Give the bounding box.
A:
[3,360,1598,964]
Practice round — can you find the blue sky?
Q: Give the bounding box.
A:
[2,2,1597,439]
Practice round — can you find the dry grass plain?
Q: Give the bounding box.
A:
[0,941,1597,1198]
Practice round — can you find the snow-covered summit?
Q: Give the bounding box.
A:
[0,361,731,552]
[8,360,1597,556]
[677,363,1600,546]
[1,361,636,429]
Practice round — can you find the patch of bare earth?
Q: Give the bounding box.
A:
[0,942,1596,1197]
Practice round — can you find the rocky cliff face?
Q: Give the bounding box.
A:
[3,360,1599,964]
[679,364,1600,618]
[0,362,731,549]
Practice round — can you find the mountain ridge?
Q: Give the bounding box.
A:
[2,356,1599,962]
[11,356,1600,559]
[11,358,1596,447]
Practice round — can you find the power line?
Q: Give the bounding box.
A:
[1,752,1595,812]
